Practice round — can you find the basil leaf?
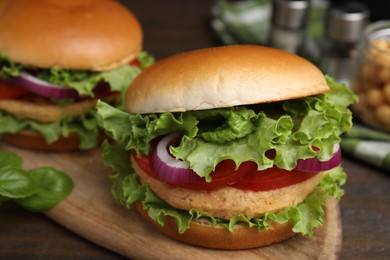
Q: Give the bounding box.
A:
[0,151,74,211]
[16,167,73,212]
[0,151,23,170]
[0,168,35,199]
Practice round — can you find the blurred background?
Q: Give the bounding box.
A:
[207,0,390,138]
[332,0,390,21]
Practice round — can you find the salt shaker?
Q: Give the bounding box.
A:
[269,0,309,55]
[320,2,369,86]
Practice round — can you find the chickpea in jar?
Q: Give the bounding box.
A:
[353,21,390,132]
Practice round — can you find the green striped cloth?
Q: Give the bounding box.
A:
[341,124,390,172]
[211,0,272,45]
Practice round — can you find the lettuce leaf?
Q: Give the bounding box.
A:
[97,76,357,180]
[99,76,353,236]
[103,141,346,236]
[0,51,155,97]
[0,109,99,149]
[0,52,155,149]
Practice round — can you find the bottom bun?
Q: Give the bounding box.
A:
[135,202,296,250]
[1,130,105,152]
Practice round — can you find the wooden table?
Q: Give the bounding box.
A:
[1,1,390,259]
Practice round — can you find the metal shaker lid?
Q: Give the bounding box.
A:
[272,0,309,30]
[325,2,369,43]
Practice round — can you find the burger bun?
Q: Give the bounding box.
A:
[0,0,142,71]
[135,202,296,250]
[125,45,329,114]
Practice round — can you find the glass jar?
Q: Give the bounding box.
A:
[353,20,390,132]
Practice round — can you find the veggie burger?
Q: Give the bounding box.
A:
[0,0,153,151]
[97,45,357,249]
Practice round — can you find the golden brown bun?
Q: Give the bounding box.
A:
[0,0,142,71]
[1,130,105,152]
[135,201,296,250]
[125,45,329,114]
[132,155,323,219]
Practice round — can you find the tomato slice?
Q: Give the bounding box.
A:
[133,153,255,190]
[0,81,31,99]
[133,151,319,192]
[232,167,319,191]
[92,82,119,99]
[174,160,256,190]
[134,152,153,172]
[130,58,140,68]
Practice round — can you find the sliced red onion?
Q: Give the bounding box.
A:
[9,72,79,99]
[151,133,202,184]
[295,144,341,172]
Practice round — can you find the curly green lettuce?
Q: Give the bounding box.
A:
[0,52,155,149]
[0,109,99,149]
[98,76,355,236]
[97,76,357,179]
[102,141,346,236]
[0,51,155,97]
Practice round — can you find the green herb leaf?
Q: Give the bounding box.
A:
[15,167,73,212]
[0,168,36,199]
[0,151,74,211]
[0,151,23,170]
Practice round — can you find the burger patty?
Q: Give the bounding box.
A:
[132,156,324,220]
[0,97,97,123]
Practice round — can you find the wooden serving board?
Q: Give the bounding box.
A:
[0,144,342,260]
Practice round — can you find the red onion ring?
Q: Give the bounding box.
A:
[151,133,202,184]
[295,144,341,172]
[9,72,79,99]
[151,132,341,185]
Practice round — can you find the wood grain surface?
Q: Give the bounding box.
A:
[0,144,341,260]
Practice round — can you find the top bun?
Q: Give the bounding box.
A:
[125,45,329,114]
[0,0,142,71]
